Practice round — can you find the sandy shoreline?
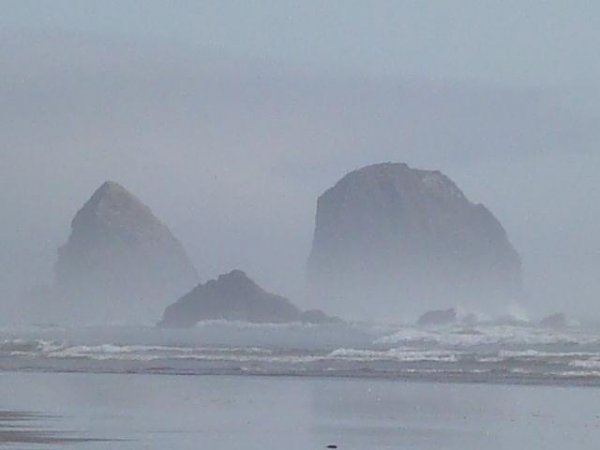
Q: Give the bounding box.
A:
[3,372,600,449]
[0,410,106,445]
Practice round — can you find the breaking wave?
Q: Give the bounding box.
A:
[3,322,600,385]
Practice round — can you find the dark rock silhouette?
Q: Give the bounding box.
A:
[159,270,338,327]
[307,162,522,320]
[53,181,198,323]
[417,308,458,326]
[540,313,568,329]
[491,314,530,326]
[300,309,342,324]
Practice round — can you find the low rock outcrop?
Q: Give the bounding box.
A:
[417,308,458,326]
[159,270,338,327]
[540,313,568,329]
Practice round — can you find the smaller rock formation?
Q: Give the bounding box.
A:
[159,270,338,328]
[540,313,568,329]
[491,314,530,327]
[417,308,457,326]
[300,309,341,324]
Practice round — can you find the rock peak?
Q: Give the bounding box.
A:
[69,181,167,245]
[52,182,198,324]
[87,180,135,205]
[218,269,249,282]
[159,270,338,327]
[83,180,145,209]
[206,269,261,296]
[333,162,467,205]
[99,179,125,191]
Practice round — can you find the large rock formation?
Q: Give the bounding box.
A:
[307,163,522,321]
[159,269,338,327]
[53,181,198,324]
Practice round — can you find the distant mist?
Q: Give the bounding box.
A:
[2,30,600,323]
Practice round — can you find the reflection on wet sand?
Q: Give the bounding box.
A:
[0,410,109,445]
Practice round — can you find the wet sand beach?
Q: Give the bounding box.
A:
[2,371,600,449]
[0,409,110,447]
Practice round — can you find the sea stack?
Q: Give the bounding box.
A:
[307,163,522,321]
[159,269,338,327]
[53,181,198,323]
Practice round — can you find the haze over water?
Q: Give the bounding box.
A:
[2,2,600,448]
[3,1,600,321]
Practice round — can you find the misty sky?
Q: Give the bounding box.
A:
[1,1,600,322]
[4,0,600,87]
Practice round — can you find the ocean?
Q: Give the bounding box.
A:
[2,321,600,448]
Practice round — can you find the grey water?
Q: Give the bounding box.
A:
[3,322,600,448]
[3,322,600,384]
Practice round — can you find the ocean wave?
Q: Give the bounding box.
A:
[4,324,600,386]
[192,320,340,329]
[375,325,600,347]
[0,338,65,355]
[328,348,459,362]
[45,344,277,361]
[568,359,600,369]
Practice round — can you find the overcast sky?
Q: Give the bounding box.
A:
[4,0,600,87]
[1,1,600,322]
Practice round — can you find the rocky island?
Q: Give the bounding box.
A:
[307,162,522,321]
[159,270,338,327]
[52,181,198,324]
[540,313,569,329]
[417,308,458,326]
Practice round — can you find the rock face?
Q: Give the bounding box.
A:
[159,270,338,327]
[53,181,198,323]
[307,163,522,321]
[540,313,568,329]
[417,308,458,327]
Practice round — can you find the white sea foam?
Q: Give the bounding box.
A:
[44,344,277,362]
[376,324,599,347]
[3,324,600,384]
[569,359,600,369]
[328,348,459,362]
[0,338,65,355]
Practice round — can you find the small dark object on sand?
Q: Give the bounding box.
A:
[326,445,338,449]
